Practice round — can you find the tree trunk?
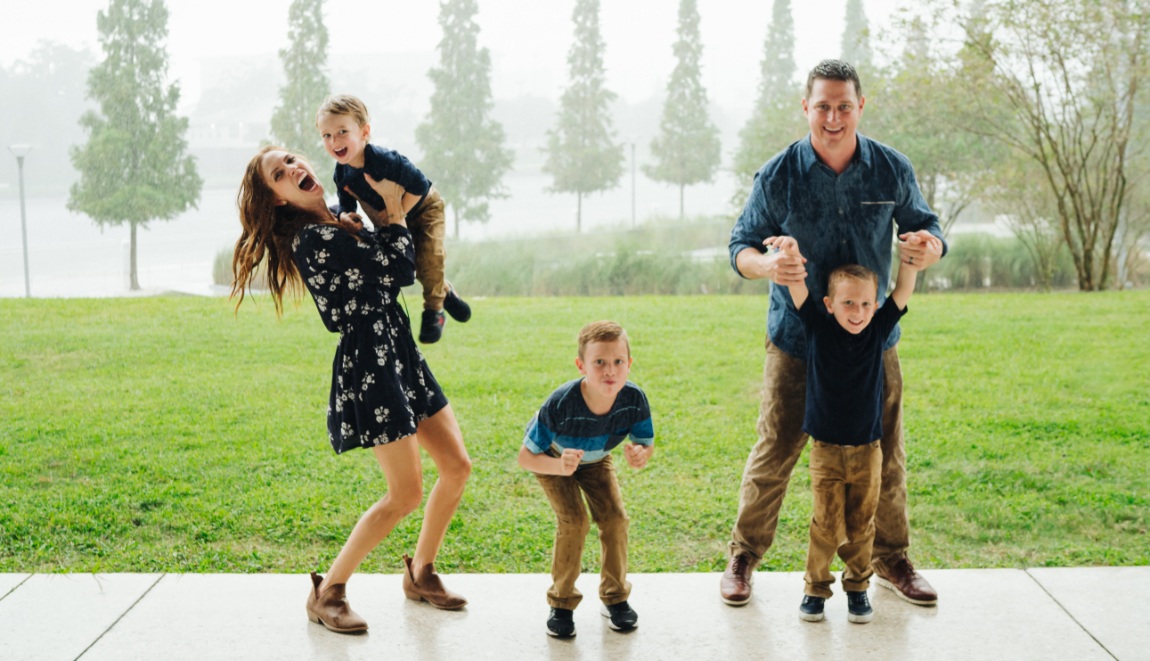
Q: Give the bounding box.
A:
[679,184,685,222]
[453,206,460,241]
[576,193,583,233]
[129,222,140,291]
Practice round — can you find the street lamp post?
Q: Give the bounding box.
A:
[8,144,32,298]
[630,141,636,227]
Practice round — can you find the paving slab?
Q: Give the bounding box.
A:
[0,573,161,661]
[1029,566,1150,661]
[0,573,31,598]
[66,568,1122,660]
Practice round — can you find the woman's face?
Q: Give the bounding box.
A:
[260,149,326,210]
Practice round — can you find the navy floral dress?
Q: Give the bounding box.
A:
[292,223,448,454]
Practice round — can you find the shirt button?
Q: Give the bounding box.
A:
[838,208,844,215]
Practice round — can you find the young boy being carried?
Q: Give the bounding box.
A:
[764,235,922,625]
[316,94,470,344]
[517,320,655,639]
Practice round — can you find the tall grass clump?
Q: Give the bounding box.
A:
[926,234,1077,291]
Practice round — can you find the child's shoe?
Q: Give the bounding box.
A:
[846,590,873,623]
[443,287,472,322]
[547,607,575,638]
[600,600,638,631]
[799,595,825,622]
[419,309,445,344]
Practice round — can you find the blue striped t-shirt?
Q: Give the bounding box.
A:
[523,378,654,464]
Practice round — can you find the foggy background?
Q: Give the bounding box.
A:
[0,0,907,297]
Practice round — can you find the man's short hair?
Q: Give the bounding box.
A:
[827,264,879,299]
[806,59,862,99]
[577,320,630,359]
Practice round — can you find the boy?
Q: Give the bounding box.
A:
[518,320,655,638]
[316,94,470,344]
[764,235,920,624]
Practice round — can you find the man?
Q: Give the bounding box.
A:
[722,59,945,607]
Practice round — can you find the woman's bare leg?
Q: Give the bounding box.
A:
[410,404,472,570]
[319,436,424,593]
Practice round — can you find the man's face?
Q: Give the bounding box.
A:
[803,78,865,155]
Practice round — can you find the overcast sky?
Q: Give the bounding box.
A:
[2,0,909,113]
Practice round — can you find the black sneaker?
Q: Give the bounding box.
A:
[546,607,575,638]
[442,287,471,323]
[419,309,445,344]
[847,590,873,624]
[600,600,638,631]
[799,595,825,622]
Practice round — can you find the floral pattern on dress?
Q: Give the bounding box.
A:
[292,223,449,454]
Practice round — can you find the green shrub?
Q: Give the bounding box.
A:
[926,234,1077,290]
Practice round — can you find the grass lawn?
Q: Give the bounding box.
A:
[1,290,1147,574]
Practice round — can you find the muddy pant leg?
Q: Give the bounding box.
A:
[840,441,881,592]
[537,472,589,610]
[730,340,809,562]
[411,189,448,311]
[577,455,631,605]
[872,346,910,568]
[804,441,845,599]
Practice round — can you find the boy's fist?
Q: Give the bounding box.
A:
[558,448,584,475]
[624,443,653,469]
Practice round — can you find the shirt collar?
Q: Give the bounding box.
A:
[798,133,873,173]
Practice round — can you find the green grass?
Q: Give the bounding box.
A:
[1,291,1147,574]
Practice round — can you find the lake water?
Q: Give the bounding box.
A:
[0,169,741,298]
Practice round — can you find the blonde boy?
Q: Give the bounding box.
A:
[316,94,470,344]
[764,235,920,625]
[518,321,655,638]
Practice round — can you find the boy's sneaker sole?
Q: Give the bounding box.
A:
[847,611,873,624]
[799,611,825,622]
[600,603,638,631]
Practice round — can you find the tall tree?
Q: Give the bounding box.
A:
[416,0,513,239]
[841,0,873,76]
[269,0,330,172]
[68,0,201,291]
[949,0,1150,291]
[731,0,805,206]
[644,0,721,221]
[865,13,1003,238]
[543,0,624,232]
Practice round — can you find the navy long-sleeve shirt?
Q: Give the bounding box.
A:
[334,144,431,219]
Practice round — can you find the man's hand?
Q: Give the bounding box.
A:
[897,230,943,269]
[736,243,807,286]
[558,448,584,476]
[624,443,653,469]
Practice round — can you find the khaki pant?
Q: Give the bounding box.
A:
[535,454,632,610]
[729,340,909,569]
[408,188,448,311]
[804,440,881,598]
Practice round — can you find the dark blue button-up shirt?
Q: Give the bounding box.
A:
[334,143,432,219]
[729,134,946,359]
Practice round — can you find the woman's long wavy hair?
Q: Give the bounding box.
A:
[232,146,334,315]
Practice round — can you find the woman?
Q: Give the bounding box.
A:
[232,145,472,634]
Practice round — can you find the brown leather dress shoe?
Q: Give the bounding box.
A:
[720,552,755,606]
[874,556,938,606]
[305,572,368,634]
[402,554,468,610]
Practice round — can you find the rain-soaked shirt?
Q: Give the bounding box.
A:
[729,133,946,359]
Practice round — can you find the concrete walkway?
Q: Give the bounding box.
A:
[1,567,1146,660]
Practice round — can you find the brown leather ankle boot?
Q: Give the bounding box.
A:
[306,572,369,633]
[402,554,467,610]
